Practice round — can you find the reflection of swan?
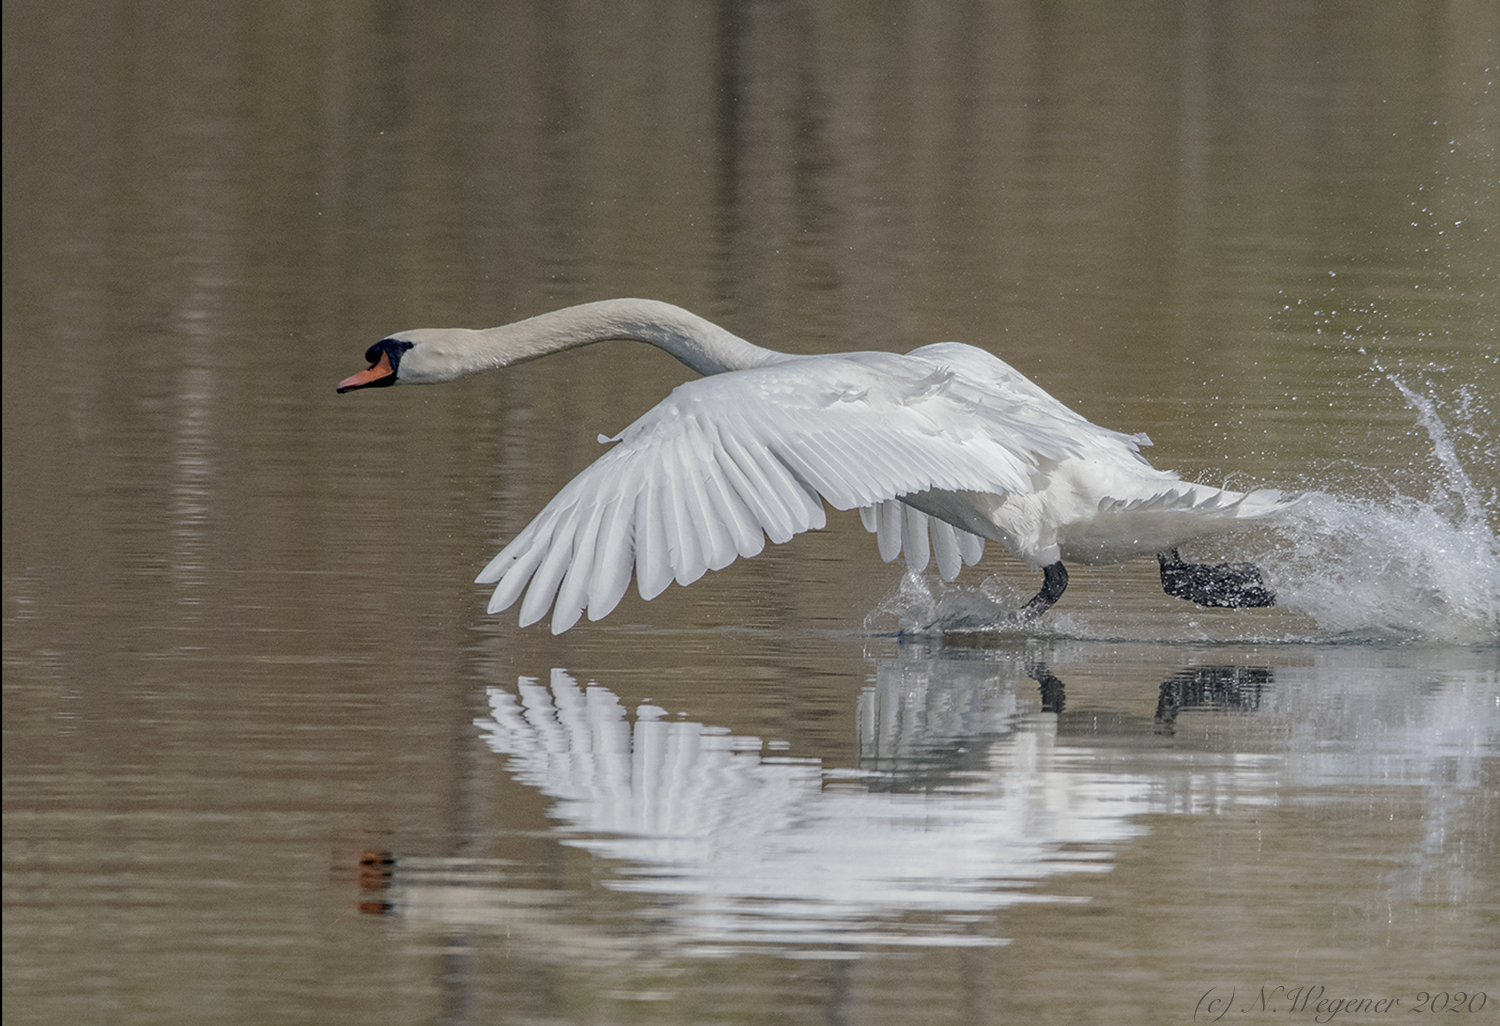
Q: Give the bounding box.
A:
[1153,665,1271,731]
[339,299,1290,632]
[472,668,1150,952]
[381,651,1493,959]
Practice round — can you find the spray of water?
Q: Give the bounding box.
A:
[1255,371,1499,644]
[869,374,1500,645]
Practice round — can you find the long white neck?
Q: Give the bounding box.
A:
[392,299,788,383]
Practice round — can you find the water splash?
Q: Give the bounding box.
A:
[1256,371,1499,644]
[1383,371,1495,527]
[1252,490,1498,644]
[869,374,1500,646]
[864,569,1024,637]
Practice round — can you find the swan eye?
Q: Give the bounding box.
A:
[364,339,414,368]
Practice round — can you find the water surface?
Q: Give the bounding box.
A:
[4,2,1497,1023]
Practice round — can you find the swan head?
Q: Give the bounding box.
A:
[336,338,413,392]
[337,329,500,392]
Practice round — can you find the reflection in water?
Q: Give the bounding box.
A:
[463,667,1144,955]
[363,646,1495,961]
[1153,666,1271,733]
[1029,662,1067,715]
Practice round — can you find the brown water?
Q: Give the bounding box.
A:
[4,3,1498,1024]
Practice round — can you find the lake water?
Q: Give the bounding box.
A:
[4,3,1497,1024]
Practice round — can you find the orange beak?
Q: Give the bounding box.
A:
[337,351,396,393]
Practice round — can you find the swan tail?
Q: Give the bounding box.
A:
[1101,485,1293,521]
[1060,484,1298,564]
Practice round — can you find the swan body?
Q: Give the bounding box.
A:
[338,299,1289,632]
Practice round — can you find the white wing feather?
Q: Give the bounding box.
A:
[858,498,987,582]
[478,350,1071,632]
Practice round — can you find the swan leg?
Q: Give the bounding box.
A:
[1157,549,1275,608]
[1026,660,1065,713]
[1014,562,1068,622]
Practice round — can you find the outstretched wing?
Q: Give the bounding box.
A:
[477,351,1074,633]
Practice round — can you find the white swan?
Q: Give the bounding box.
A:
[338,299,1289,632]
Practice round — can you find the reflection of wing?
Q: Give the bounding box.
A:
[380,649,1494,959]
[474,667,1151,951]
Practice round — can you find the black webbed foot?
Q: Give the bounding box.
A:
[1158,549,1275,608]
